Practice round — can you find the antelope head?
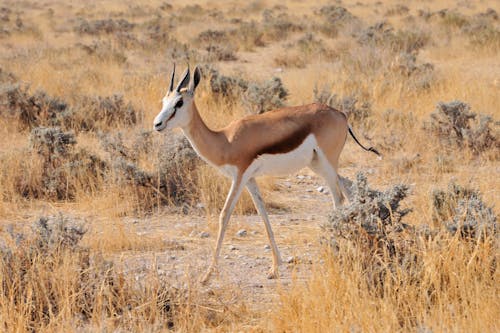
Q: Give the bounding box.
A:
[153,64,201,132]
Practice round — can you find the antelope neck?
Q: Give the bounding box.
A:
[182,102,228,167]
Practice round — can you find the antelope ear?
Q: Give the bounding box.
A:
[175,67,190,92]
[189,66,201,92]
[168,63,176,92]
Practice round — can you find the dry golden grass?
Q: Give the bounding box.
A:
[272,237,499,332]
[0,0,499,331]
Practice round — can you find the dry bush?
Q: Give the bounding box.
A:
[424,100,499,156]
[432,182,497,239]
[324,173,412,264]
[261,9,304,42]
[433,9,500,49]
[228,21,265,50]
[384,4,410,17]
[0,84,69,130]
[391,52,435,90]
[275,175,499,331]
[243,77,288,114]
[195,30,237,62]
[71,94,138,131]
[313,5,358,37]
[74,18,135,35]
[203,44,238,62]
[464,19,500,49]
[357,21,430,54]
[201,65,249,101]
[1,127,106,201]
[100,132,199,212]
[276,33,337,68]
[272,232,498,332]
[315,5,357,25]
[0,8,41,38]
[313,85,371,126]
[76,40,128,64]
[0,215,238,332]
[0,83,137,132]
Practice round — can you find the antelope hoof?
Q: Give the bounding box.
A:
[267,267,279,280]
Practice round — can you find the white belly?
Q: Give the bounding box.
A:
[249,134,317,177]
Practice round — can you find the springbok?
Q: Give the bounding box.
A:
[153,65,380,282]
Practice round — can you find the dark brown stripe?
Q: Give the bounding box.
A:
[256,125,311,156]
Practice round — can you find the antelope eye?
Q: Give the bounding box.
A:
[175,99,183,108]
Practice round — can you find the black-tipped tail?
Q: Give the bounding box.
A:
[348,126,381,157]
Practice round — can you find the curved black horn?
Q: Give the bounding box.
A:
[169,63,176,92]
[175,67,190,92]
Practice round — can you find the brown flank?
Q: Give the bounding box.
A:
[255,124,312,157]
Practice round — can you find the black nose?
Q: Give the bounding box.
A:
[154,121,162,128]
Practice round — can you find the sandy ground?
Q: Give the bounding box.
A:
[114,168,341,311]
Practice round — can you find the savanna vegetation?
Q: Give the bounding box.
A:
[0,0,498,331]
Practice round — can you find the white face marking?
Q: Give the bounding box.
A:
[246,134,318,177]
[153,92,190,131]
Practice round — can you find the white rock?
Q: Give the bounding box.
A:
[296,175,306,180]
[236,229,247,237]
[317,186,325,193]
[229,245,237,251]
[264,244,271,250]
[286,256,297,264]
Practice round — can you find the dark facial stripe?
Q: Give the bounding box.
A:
[255,125,311,156]
[166,109,177,122]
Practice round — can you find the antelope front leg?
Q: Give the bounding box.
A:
[246,178,282,279]
[201,176,246,284]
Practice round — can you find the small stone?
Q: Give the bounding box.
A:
[170,255,176,260]
[306,189,313,193]
[229,245,237,251]
[264,244,271,250]
[236,229,247,237]
[253,283,264,288]
[296,175,305,180]
[251,230,259,235]
[317,186,325,193]
[224,255,230,259]
[195,202,205,209]
[283,181,292,188]
[286,256,297,264]
[132,219,139,224]
[199,231,210,238]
